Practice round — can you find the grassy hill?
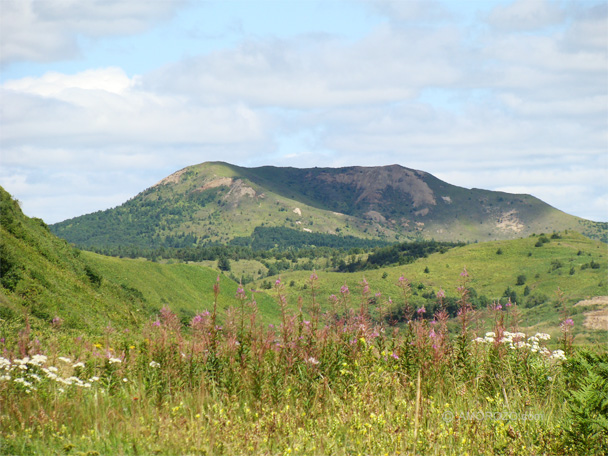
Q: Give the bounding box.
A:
[50,162,608,249]
[0,186,276,338]
[251,230,608,344]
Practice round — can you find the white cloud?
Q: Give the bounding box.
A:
[0,0,186,65]
[486,0,564,32]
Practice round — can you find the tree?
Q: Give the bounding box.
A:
[218,256,231,272]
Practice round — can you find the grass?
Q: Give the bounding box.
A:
[1,273,606,455]
[252,231,607,343]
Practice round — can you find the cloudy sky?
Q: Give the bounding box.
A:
[1,0,606,224]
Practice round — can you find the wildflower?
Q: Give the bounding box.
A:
[391,352,399,360]
[417,307,426,315]
[560,319,574,331]
[152,320,161,327]
[340,284,349,295]
[310,271,318,281]
[58,357,72,364]
[429,329,437,339]
[306,357,319,365]
[436,289,445,299]
[149,361,160,368]
[72,362,85,369]
[29,354,47,366]
[460,267,469,277]
[360,277,370,294]
[275,277,281,286]
[108,357,122,364]
[236,285,246,300]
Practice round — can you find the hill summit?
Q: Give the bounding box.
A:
[50,162,607,248]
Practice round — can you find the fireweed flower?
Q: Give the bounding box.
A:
[460,267,469,278]
[310,271,318,281]
[417,307,426,315]
[360,278,370,295]
[340,284,349,295]
[436,289,445,299]
[560,319,574,331]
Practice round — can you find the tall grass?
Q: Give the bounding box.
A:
[1,271,606,455]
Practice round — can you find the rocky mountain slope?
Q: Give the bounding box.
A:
[50,162,607,248]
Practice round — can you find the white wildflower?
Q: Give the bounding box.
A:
[58,357,72,363]
[149,361,160,368]
[29,354,47,365]
[535,333,551,341]
[108,357,122,364]
[550,350,567,361]
[72,362,85,369]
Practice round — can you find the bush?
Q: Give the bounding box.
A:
[562,351,608,453]
[516,274,526,286]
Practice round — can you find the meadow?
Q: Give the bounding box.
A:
[1,271,606,456]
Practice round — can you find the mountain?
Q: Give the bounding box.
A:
[50,162,607,248]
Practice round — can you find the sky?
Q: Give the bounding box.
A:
[1,0,607,225]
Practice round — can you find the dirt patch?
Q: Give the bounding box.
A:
[575,296,608,331]
[575,296,608,307]
[202,177,233,191]
[496,210,524,233]
[153,168,187,187]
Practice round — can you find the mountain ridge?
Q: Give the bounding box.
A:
[50,161,607,248]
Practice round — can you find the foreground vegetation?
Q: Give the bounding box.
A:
[1,272,607,455]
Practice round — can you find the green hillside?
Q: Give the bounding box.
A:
[0,187,276,337]
[252,230,608,343]
[50,162,608,249]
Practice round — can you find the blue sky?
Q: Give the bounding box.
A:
[1,0,606,224]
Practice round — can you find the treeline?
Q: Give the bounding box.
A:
[229,226,391,250]
[336,240,464,272]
